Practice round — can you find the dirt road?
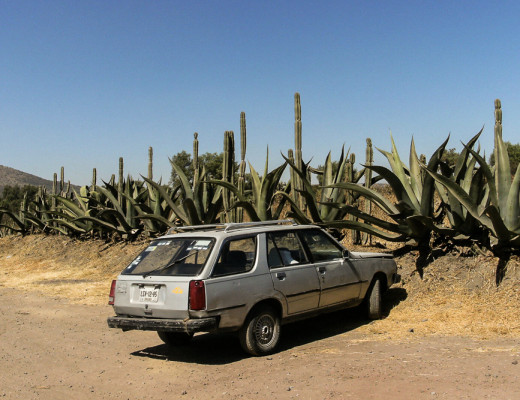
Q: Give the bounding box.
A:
[1,287,519,399]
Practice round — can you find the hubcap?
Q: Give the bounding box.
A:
[254,314,275,345]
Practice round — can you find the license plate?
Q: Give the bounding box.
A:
[139,286,160,303]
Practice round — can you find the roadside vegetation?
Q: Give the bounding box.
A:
[2,96,520,284]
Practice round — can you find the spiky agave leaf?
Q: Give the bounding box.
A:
[423,168,495,233]
[0,209,28,234]
[142,177,189,225]
[324,220,407,242]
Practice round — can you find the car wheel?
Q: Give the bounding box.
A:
[239,306,281,356]
[366,278,382,320]
[157,331,193,346]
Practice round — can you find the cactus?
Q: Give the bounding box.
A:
[494,99,509,213]
[288,149,296,203]
[346,152,359,244]
[238,112,247,222]
[222,130,235,222]
[426,100,520,253]
[52,173,57,210]
[294,93,304,211]
[118,157,124,207]
[362,139,374,245]
[192,133,199,189]
[148,147,153,181]
[91,168,97,191]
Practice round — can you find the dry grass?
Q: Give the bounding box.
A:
[356,252,520,340]
[0,234,147,305]
[0,233,519,340]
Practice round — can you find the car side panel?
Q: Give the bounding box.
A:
[317,259,362,307]
[354,258,398,298]
[205,271,276,329]
[270,263,321,314]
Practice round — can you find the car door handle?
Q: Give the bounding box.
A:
[276,272,286,280]
[318,266,326,274]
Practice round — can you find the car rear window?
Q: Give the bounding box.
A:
[122,238,215,276]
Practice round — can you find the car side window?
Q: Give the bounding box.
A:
[298,230,343,262]
[211,236,256,277]
[267,231,308,268]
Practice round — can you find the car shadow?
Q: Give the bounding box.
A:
[131,287,407,365]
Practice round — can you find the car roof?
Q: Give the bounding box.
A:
[158,220,321,240]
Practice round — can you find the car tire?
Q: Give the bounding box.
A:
[157,331,193,346]
[239,306,281,356]
[366,278,382,320]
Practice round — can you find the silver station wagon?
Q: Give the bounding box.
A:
[108,220,400,355]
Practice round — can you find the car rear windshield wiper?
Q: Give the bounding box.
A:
[142,250,200,278]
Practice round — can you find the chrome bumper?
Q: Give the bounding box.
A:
[107,316,218,334]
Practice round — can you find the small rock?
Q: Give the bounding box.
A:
[512,360,518,365]
[181,391,187,395]
[408,328,414,333]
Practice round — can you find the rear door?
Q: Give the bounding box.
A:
[298,229,361,307]
[267,231,321,314]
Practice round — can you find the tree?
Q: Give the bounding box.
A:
[441,148,460,167]
[489,141,520,175]
[169,151,232,186]
[200,152,225,180]
[0,185,39,213]
[169,151,194,186]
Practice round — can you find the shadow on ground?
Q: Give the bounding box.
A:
[131,287,407,365]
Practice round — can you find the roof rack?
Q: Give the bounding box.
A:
[166,219,297,235]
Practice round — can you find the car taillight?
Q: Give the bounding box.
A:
[108,280,117,305]
[189,280,206,310]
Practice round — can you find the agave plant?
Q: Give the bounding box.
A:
[209,149,287,221]
[322,135,451,274]
[425,101,520,251]
[66,177,145,239]
[0,195,30,235]
[431,128,489,243]
[275,147,353,225]
[143,161,223,226]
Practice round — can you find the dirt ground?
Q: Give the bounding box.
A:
[1,234,520,399]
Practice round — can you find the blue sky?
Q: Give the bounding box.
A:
[2,0,520,185]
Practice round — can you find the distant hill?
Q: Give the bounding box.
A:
[0,165,55,195]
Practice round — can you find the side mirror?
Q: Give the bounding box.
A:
[342,249,350,259]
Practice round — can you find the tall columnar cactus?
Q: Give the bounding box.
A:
[238,112,247,222]
[148,146,154,181]
[109,174,116,187]
[60,166,65,194]
[347,153,361,243]
[192,133,199,188]
[346,153,355,202]
[222,131,235,222]
[288,149,297,203]
[362,138,374,245]
[294,93,304,211]
[494,99,509,213]
[52,173,57,210]
[65,180,71,198]
[91,168,97,191]
[118,157,124,207]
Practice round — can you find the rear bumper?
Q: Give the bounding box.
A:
[107,316,218,334]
